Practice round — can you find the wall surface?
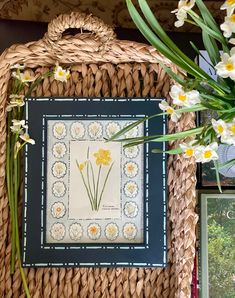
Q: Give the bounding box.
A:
[0,0,223,31]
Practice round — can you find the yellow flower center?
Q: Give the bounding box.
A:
[58,69,64,77]
[166,107,174,114]
[127,164,134,172]
[127,184,135,192]
[230,124,235,134]
[185,148,194,157]
[227,0,235,5]
[217,125,224,134]
[225,63,234,71]
[204,150,212,159]
[56,127,63,134]
[230,14,235,22]
[107,227,116,236]
[56,207,61,213]
[90,227,97,234]
[178,94,187,101]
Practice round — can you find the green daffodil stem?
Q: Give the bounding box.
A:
[95,166,102,211]
[6,113,16,273]
[13,141,30,298]
[76,160,94,210]
[97,162,114,210]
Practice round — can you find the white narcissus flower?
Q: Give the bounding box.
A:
[179,142,196,158]
[169,85,201,107]
[220,14,235,37]
[20,133,35,145]
[54,65,70,83]
[229,38,235,44]
[10,63,25,70]
[215,48,235,80]
[12,70,35,83]
[159,100,181,123]
[10,119,28,133]
[195,142,219,163]
[6,94,25,112]
[211,119,228,138]
[171,0,195,27]
[221,0,235,16]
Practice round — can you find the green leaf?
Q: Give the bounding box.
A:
[215,158,235,170]
[152,147,183,154]
[157,61,187,86]
[151,127,203,142]
[202,31,220,66]
[188,10,225,44]
[195,0,229,52]
[213,160,222,193]
[126,0,210,79]
[138,0,215,79]
[126,0,227,95]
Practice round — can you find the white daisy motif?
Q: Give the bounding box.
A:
[106,122,121,138]
[88,122,103,139]
[124,146,139,159]
[70,122,85,139]
[124,202,139,218]
[105,223,119,241]
[52,181,66,197]
[124,181,138,198]
[53,122,67,139]
[124,122,139,138]
[69,223,83,240]
[87,223,101,240]
[50,223,65,241]
[51,202,66,219]
[124,162,138,178]
[123,223,137,240]
[52,142,67,158]
[52,161,67,178]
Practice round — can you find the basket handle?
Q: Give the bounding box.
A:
[44,12,116,46]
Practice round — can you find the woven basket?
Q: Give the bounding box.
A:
[0,12,197,298]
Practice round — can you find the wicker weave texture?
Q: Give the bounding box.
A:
[0,12,197,298]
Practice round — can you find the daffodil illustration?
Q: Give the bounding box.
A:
[76,147,114,211]
[93,149,112,166]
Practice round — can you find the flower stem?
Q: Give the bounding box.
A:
[6,113,16,273]
[95,166,102,211]
[97,162,114,210]
[76,160,94,210]
[13,137,30,297]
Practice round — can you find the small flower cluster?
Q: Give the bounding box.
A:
[212,118,235,145]
[159,85,201,122]
[180,142,218,163]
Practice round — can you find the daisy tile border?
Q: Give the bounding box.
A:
[43,114,145,248]
[23,97,167,268]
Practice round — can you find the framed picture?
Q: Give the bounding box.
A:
[22,97,167,267]
[200,194,235,298]
[197,110,235,188]
[197,51,235,189]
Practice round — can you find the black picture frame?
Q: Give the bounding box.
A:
[196,110,235,189]
[22,97,167,268]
